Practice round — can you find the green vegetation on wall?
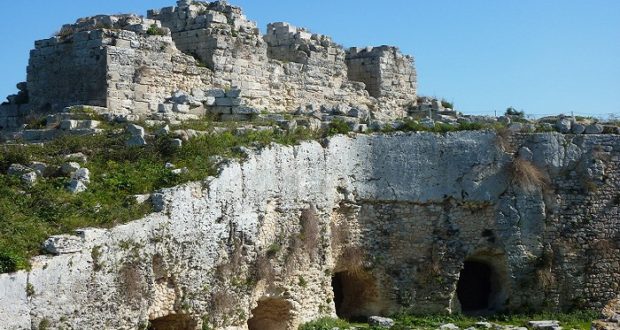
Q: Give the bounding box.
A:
[0,120,319,273]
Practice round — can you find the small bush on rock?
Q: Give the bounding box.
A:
[328,119,351,135]
[510,158,547,193]
[505,107,525,118]
[146,24,166,36]
[441,99,454,109]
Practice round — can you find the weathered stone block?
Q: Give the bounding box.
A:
[225,88,242,98]
[126,135,147,147]
[571,123,586,134]
[208,106,232,114]
[158,103,174,113]
[61,162,81,175]
[585,123,604,134]
[232,106,259,115]
[67,179,88,193]
[114,39,132,48]
[527,321,561,330]
[215,97,241,107]
[206,89,226,98]
[20,171,38,187]
[555,118,572,133]
[173,104,190,113]
[43,235,84,255]
[368,316,394,328]
[204,96,216,106]
[220,114,251,121]
[205,11,227,24]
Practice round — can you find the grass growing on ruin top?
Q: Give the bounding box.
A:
[299,310,598,330]
[0,122,320,273]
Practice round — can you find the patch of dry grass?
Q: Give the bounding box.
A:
[511,158,547,192]
[340,246,365,276]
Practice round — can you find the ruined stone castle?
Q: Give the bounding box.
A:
[0,0,415,131]
[1,1,620,330]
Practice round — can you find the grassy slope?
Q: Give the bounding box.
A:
[300,311,598,330]
[0,119,320,273]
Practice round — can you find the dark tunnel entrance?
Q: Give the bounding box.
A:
[332,272,345,317]
[457,261,492,312]
[331,271,380,322]
[456,258,508,314]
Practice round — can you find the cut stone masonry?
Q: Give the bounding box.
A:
[0,0,417,130]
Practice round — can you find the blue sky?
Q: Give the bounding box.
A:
[1,1,618,118]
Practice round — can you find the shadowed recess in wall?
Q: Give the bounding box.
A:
[247,298,293,330]
[456,258,507,315]
[148,314,197,330]
[332,271,381,322]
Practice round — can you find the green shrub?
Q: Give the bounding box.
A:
[0,147,31,173]
[26,283,35,296]
[390,311,597,330]
[0,250,28,273]
[457,122,484,131]
[400,119,426,132]
[400,118,484,134]
[298,317,352,330]
[146,24,166,36]
[441,99,454,109]
[266,243,281,257]
[38,318,51,330]
[327,119,351,136]
[24,116,47,129]
[505,107,525,118]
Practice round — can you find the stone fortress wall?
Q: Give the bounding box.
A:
[1,132,619,329]
[25,14,209,120]
[0,0,417,130]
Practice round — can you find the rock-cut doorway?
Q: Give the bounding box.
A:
[456,258,508,314]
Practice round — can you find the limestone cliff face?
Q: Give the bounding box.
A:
[1,132,619,330]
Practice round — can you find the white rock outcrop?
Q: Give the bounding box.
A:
[0,131,618,330]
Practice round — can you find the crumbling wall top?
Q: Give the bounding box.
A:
[52,15,167,43]
[264,22,344,64]
[346,45,412,61]
[148,0,257,34]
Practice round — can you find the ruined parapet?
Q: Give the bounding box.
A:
[148,0,269,103]
[148,0,264,71]
[57,14,161,36]
[27,30,109,113]
[264,22,346,66]
[0,82,30,130]
[262,22,357,111]
[345,46,417,100]
[26,14,208,118]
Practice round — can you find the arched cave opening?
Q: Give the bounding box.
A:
[332,272,345,317]
[456,259,506,314]
[148,314,197,330]
[247,298,292,330]
[331,271,378,322]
